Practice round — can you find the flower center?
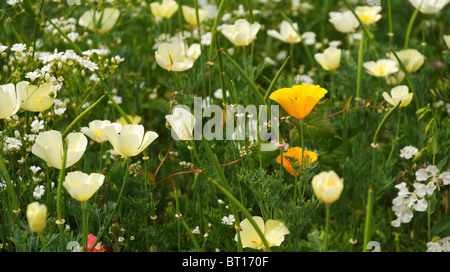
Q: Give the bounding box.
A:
[375,65,386,76]
[360,14,371,23]
[287,34,297,41]
[94,128,104,137]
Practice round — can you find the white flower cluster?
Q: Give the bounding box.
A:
[391,165,450,227]
[399,145,419,160]
[37,49,99,72]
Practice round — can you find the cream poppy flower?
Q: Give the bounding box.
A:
[155,41,194,72]
[102,124,158,157]
[382,85,413,108]
[182,5,208,26]
[78,8,120,34]
[19,82,56,113]
[63,171,105,202]
[328,10,360,33]
[165,106,196,140]
[81,120,122,143]
[116,115,142,126]
[0,83,22,119]
[221,19,261,47]
[385,71,405,86]
[444,35,450,49]
[355,5,382,25]
[408,0,450,14]
[363,59,399,77]
[31,131,87,169]
[235,216,290,250]
[150,0,178,19]
[389,49,425,73]
[26,202,47,234]
[311,170,344,205]
[314,46,341,71]
[267,20,301,44]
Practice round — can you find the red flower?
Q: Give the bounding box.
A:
[81,234,105,252]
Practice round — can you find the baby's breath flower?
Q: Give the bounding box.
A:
[399,145,418,160]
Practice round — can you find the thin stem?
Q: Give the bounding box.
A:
[389,49,420,111]
[39,233,46,252]
[404,2,422,49]
[372,102,400,146]
[209,178,271,252]
[81,201,87,252]
[0,149,20,214]
[32,0,45,59]
[385,108,401,168]
[362,185,374,252]
[174,188,182,252]
[356,31,365,99]
[427,198,431,242]
[388,0,393,47]
[89,156,130,252]
[56,141,68,251]
[324,204,330,252]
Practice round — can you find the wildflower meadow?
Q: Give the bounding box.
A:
[0,0,449,257]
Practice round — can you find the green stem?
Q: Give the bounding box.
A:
[427,198,431,242]
[56,141,68,251]
[89,156,130,252]
[39,233,46,252]
[81,201,87,252]
[222,51,268,110]
[356,31,365,99]
[209,178,271,252]
[32,0,45,59]
[324,204,330,252]
[388,0,393,47]
[176,0,184,35]
[389,49,420,111]
[404,2,422,49]
[385,108,401,168]
[264,52,291,102]
[201,138,245,252]
[0,149,20,214]
[62,94,105,139]
[362,185,373,252]
[174,188,201,252]
[372,102,400,146]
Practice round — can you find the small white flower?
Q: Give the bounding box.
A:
[33,185,45,200]
[416,165,450,195]
[30,119,44,134]
[221,214,235,226]
[29,166,41,175]
[192,226,200,234]
[25,71,41,81]
[54,107,67,115]
[5,137,22,151]
[0,45,8,53]
[10,43,26,53]
[399,145,418,160]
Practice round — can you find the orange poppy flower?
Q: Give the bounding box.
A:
[276,147,318,176]
[269,85,327,120]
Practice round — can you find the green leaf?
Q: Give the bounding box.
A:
[298,113,339,139]
[431,217,450,238]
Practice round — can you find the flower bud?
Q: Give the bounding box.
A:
[312,170,344,205]
[26,202,47,234]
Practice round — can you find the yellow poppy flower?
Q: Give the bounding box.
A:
[269,85,327,120]
[276,147,318,176]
